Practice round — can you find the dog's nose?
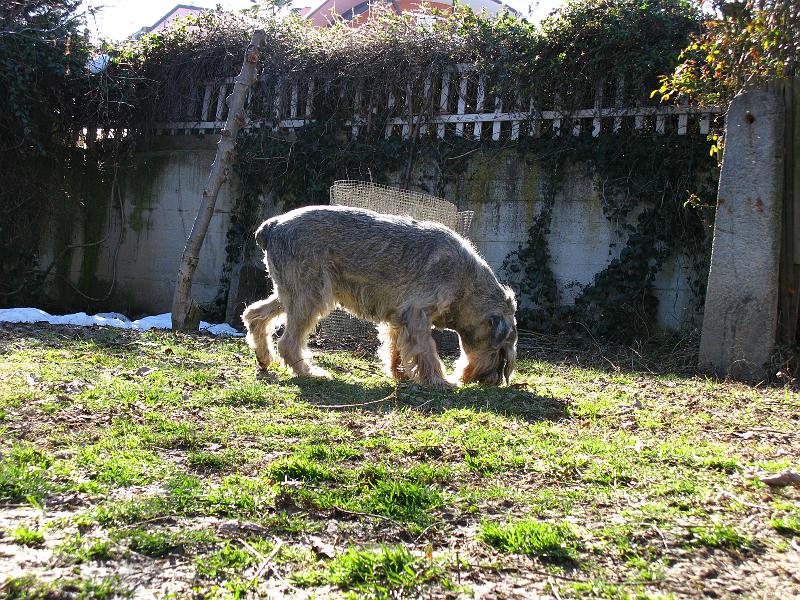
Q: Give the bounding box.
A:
[497,347,507,385]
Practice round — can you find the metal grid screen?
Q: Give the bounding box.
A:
[317,181,474,349]
[329,180,474,237]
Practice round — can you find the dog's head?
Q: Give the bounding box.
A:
[454,286,518,385]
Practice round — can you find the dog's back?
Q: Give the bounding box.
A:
[257,205,490,322]
[260,205,478,276]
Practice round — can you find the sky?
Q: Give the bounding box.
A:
[80,0,564,41]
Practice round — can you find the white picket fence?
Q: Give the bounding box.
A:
[153,66,719,138]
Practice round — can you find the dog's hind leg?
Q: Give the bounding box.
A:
[378,323,407,380]
[396,307,451,389]
[242,293,284,370]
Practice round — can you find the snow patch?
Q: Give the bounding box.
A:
[0,308,243,337]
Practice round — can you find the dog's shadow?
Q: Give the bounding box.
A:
[291,374,569,423]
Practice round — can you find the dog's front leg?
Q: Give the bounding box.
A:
[396,307,452,390]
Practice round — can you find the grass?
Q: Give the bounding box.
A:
[771,513,800,537]
[479,518,580,560]
[0,323,798,598]
[294,545,445,597]
[0,445,55,502]
[686,524,752,549]
[0,574,128,599]
[55,533,114,564]
[7,525,44,547]
[195,541,257,579]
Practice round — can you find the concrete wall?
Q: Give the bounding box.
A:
[389,149,702,330]
[45,136,236,317]
[50,137,703,329]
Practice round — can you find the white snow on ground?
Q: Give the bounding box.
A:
[0,308,242,337]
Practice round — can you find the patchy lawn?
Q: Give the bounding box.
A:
[0,323,798,599]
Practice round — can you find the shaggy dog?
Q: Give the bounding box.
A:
[242,205,517,388]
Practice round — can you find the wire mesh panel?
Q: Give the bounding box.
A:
[330,180,474,238]
[318,180,473,350]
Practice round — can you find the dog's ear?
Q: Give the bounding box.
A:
[254,220,273,251]
[489,314,511,348]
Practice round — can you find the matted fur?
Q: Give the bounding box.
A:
[242,205,517,388]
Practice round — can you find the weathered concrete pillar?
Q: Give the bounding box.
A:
[699,89,785,380]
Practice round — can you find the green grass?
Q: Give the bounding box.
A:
[0,575,128,599]
[770,513,800,537]
[479,518,580,560]
[7,525,45,546]
[195,541,257,579]
[294,545,444,598]
[0,324,798,598]
[268,454,336,482]
[686,524,752,549]
[56,533,114,564]
[187,448,240,471]
[0,445,55,502]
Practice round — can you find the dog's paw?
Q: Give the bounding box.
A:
[307,366,333,379]
[425,377,455,391]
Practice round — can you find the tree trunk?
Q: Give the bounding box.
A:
[171,29,266,332]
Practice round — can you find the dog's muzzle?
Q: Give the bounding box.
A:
[498,343,516,385]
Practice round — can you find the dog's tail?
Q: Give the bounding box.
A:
[254,219,276,252]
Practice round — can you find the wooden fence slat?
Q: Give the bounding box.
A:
[678,112,688,135]
[290,83,298,118]
[215,84,227,122]
[552,93,562,135]
[385,92,395,138]
[511,83,521,140]
[492,97,502,141]
[201,84,212,121]
[614,75,624,133]
[305,79,315,117]
[273,79,283,124]
[419,76,431,136]
[455,75,468,137]
[437,71,451,139]
[592,79,603,137]
[351,84,361,138]
[777,76,800,343]
[474,75,485,138]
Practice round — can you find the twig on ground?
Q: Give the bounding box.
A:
[118,515,177,529]
[331,505,404,529]
[650,524,669,550]
[548,577,564,600]
[413,522,441,543]
[475,563,654,586]
[736,427,797,436]
[313,388,398,409]
[238,538,268,562]
[252,537,284,582]
[714,486,772,510]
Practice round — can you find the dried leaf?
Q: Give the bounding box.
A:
[309,536,336,559]
[760,471,800,488]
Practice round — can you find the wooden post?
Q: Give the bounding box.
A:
[777,76,800,343]
[171,30,267,332]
